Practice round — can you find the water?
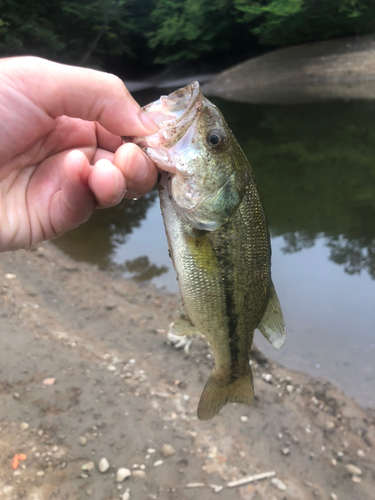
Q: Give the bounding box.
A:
[54,91,375,408]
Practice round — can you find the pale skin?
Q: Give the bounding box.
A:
[0,56,159,252]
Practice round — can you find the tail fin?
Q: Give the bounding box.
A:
[197,368,254,420]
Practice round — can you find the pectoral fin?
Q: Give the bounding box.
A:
[257,282,286,349]
[168,306,200,337]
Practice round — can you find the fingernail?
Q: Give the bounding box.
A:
[140,111,159,133]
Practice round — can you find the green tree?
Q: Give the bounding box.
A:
[146,0,252,64]
[234,0,375,46]
[0,0,136,66]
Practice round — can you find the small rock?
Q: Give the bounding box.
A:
[240,415,248,423]
[153,460,164,467]
[357,449,365,457]
[262,373,272,383]
[330,494,338,500]
[326,421,335,429]
[5,273,16,280]
[331,458,337,466]
[122,489,130,500]
[42,378,56,386]
[352,476,361,483]
[337,451,344,460]
[286,385,294,393]
[107,365,117,372]
[161,444,176,457]
[309,452,314,459]
[36,470,45,476]
[210,484,224,493]
[3,486,13,494]
[147,448,156,454]
[78,436,87,446]
[345,464,362,476]
[81,461,95,471]
[132,470,146,479]
[20,422,29,431]
[13,393,20,400]
[281,447,290,456]
[98,457,110,472]
[85,488,93,496]
[271,477,287,491]
[116,468,131,482]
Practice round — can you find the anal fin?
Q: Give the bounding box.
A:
[257,282,286,349]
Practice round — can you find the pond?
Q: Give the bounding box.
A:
[54,89,375,409]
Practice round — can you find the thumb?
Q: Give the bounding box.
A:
[7,56,158,137]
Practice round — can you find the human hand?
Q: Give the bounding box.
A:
[0,56,158,251]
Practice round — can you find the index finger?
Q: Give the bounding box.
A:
[2,56,158,137]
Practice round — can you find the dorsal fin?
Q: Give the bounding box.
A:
[257,282,286,349]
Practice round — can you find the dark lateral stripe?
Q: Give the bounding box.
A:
[216,242,239,383]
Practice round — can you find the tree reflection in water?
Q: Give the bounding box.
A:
[123,256,168,281]
[53,95,375,283]
[213,97,375,280]
[54,190,158,269]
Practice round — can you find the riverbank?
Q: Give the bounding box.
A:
[0,243,374,499]
[203,34,375,103]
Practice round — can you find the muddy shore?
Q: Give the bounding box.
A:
[203,35,375,103]
[0,243,374,500]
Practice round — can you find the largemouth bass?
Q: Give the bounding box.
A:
[130,82,286,420]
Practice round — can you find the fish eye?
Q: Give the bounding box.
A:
[207,129,225,148]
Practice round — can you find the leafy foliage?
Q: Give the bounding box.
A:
[146,0,243,64]
[234,0,375,46]
[1,0,375,69]
[0,0,136,66]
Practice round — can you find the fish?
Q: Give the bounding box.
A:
[130,82,286,420]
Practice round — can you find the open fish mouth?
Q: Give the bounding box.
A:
[143,81,201,130]
[127,82,203,172]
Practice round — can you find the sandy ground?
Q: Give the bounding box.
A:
[0,243,374,500]
[203,35,375,103]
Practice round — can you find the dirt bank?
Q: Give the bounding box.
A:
[0,243,374,500]
[203,35,375,103]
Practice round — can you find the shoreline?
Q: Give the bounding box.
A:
[202,34,375,104]
[0,243,373,499]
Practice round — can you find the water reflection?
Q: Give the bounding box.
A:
[211,98,375,280]
[54,191,157,269]
[54,95,375,282]
[123,256,168,282]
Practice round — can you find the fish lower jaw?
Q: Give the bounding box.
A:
[144,148,176,173]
